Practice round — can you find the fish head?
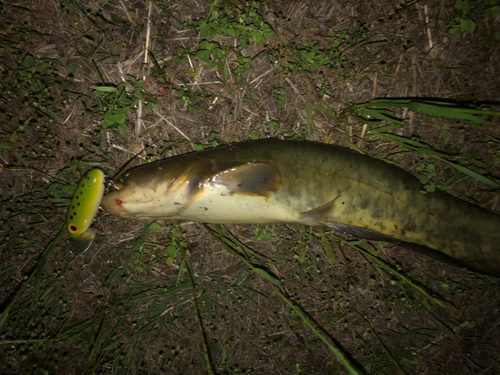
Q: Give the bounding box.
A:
[102,156,212,219]
[100,179,139,218]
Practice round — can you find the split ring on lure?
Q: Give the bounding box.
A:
[66,169,106,254]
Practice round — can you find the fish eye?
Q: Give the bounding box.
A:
[68,223,79,234]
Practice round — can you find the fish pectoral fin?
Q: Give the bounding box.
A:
[299,197,340,226]
[211,162,282,198]
[166,162,209,204]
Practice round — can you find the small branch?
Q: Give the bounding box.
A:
[153,110,195,146]
[136,0,153,140]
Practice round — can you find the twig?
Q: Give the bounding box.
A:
[250,66,279,86]
[356,123,368,149]
[135,0,153,140]
[110,142,146,159]
[175,81,222,86]
[153,110,195,145]
[423,5,434,53]
[118,0,133,23]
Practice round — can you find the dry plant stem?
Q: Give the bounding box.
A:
[136,0,153,140]
[180,247,215,374]
[249,66,279,86]
[0,227,65,329]
[207,225,362,375]
[153,109,195,145]
[356,123,367,149]
[118,0,133,23]
[63,103,79,125]
[139,117,164,137]
[107,134,147,159]
[175,81,222,86]
[117,62,126,84]
[285,77,303,97]
[423,5,434,53]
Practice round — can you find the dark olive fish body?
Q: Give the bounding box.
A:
[102,140,500,275]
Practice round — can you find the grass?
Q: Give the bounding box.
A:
[81,78,156,135]
[1,0,500,374]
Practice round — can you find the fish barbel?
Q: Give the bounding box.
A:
[101,139,500,275]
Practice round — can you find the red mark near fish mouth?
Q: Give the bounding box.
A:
[116,199,123,205]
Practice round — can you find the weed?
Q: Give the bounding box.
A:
[209,225,362,374]
[195,0,273,47]
[271,25,368,79]
[172,86,205,114]
[252,224,274,242]
[446,0,500,39]
[274,40,333,75]
[0,55,69,130]
[347,99,500,189]
[167,0,272,87]
[81,76,156,135]
[348,98,500,126]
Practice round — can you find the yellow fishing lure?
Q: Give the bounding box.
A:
[66,169,106,254]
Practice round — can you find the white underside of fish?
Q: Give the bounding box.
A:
[171,187,301,224]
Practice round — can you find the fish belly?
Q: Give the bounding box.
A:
[170,185,300,224]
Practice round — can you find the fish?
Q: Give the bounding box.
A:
[101,139,500,276]
[66,168,106,254]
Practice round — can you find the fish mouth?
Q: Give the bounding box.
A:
[101,190,127,217]
[102,186,156,218]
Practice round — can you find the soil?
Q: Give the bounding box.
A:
[1,0,500,374]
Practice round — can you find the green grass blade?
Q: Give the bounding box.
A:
[406,102,488,123]
[176,257,187,286]
[359,313,410,374]
[239,273,256,287]
[179,246,215,374]
[234,288,259,307]
[316,227,337,264]
[0,227,64,330]
[254,268,284,292]
[368,128,500,187]
[0,312,8,329]
[207,225,362,375]
[105,221,153,284]
[441,160,500,188]
[359,108,405,124]
[332,234,452,309]
[352,99,499,125]
[89,317,107,368]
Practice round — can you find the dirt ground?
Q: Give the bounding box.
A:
[1,0,500,374]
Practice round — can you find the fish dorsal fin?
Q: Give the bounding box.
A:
[209,162,282,198]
